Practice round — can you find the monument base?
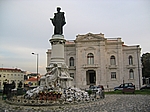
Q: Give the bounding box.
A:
[49,35,66,64]
[44,34,73,89]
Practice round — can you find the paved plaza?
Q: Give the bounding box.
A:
[0,94,150,112]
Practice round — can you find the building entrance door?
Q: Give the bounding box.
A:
[86,70,96,85]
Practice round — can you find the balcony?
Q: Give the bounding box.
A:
[69,66,76,70]
[108,65,118,69]
[82,64,98,69]
[126,65,136,69]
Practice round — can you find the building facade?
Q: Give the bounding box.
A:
[47,33,142,89]
[0,68,25,89]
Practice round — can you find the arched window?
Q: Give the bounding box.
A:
[69,57,74,66]
[110,55,116,65]
[129,69,134,79]
[129,55,133,65]
[87,53,94,64]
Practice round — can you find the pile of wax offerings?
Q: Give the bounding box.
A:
[62,87,90,102]
[24,86,103,102]
[24,86,44,99]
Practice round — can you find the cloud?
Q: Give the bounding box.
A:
[0,43,47,74]
[0,0,150,74]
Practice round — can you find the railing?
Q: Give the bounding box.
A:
[5,94,104,106]
[69,66,76,70]
[126,65,136,69]
[82,64,98,68]
[108,65,118,69]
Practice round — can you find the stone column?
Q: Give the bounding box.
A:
[49,35,66,64]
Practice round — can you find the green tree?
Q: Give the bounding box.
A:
[141,53,150,78]
[18,81,23,88]
[12,81,16,89]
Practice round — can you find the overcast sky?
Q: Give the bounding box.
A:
[0,0,150,74]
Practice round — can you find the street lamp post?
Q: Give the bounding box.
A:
[136,45,141,89]
[32,52,39,86]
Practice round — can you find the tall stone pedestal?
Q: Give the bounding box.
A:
[46,35,73,89]
[49,35,65,64]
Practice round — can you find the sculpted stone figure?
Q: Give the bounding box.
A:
[50,7,66,35]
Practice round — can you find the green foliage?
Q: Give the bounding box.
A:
[105,90,122,94]
[135,90,150,95]
[105,90,150,95]
[12,81,16,89]
[17,88,24,95]
[141,53,150,78]
[87,90,92,96]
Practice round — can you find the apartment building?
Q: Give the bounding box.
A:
[0,68,25,89]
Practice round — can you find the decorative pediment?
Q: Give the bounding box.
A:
[75,33,105,41]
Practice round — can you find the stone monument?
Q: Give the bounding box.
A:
[43,7,72,90]
[11,7,103,103]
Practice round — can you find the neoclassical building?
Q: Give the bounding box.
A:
[47,33,142,89]
[0,68,25,89]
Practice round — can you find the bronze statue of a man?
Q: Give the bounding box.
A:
[50,7,66,35]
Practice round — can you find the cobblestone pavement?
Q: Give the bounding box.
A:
[0,95,150,112]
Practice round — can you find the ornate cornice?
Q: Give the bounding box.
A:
[50,38,66,45]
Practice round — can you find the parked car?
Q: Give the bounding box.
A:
[114,83,135,91]
[114,84,124,91]
[140,84,150,90]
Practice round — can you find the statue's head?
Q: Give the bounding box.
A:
[57,7,61,12]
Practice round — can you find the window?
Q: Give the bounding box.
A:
[110,55,116,65]
[129,55,133,65]
[128,83,133,86]
[69,57,74,66]
[129,69,134,79]
[124,83,128,87]
[111,72,116,79]
[120,84,123,88]
[70,73,74,78]
[87,53,94,64]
